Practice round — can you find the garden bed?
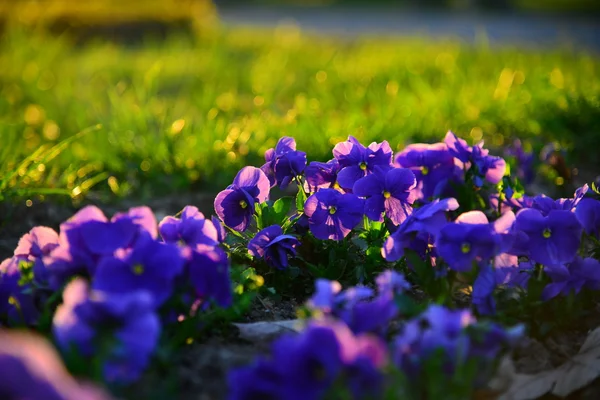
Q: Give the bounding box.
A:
[2,132,600,399]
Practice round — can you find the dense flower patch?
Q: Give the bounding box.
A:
[1,132,599,399]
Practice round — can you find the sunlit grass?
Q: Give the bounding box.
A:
[0,24,598,200]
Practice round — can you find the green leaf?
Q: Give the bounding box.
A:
[272,196,293,223]
[296,186,308,213]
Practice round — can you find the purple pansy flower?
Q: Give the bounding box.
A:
[394,142,458,201]
[248,225,300,270]
[542,257,600,301]
[435,211,505,272]
[184,245,232,308]
[382,198,459,262]
[332,136,393,191]
[504,139,534,184]
[214,166,270,232]
[111,206,158,239]
[575,198,600,237]
[514,208,582,266]
[228,320,386,400]
[159,206,221,247]
[0,257,39,326]
[261,136,307,189]
[14,226,59,286]
[43,206,144,289]
[0,330,112,400]
[444,131,506,187]
[92,232,185,307]
[303,159,341,193]
[494,256,533,289]
[472,264,497,315]
[53,279,160,384]
[304,188,363,241]
[353,166,417,225]
[531,185,589,216]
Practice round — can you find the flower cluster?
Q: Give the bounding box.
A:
[229,272,523,400]
[0,203,234,386]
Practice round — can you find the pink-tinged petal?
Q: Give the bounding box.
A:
[485,157,507,184]
[493,211,516,234]
[456,211,489,225]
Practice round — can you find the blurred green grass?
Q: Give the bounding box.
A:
[0,22,599,201]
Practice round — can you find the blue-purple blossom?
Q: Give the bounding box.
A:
[303,159,341,193]
[53,279,160,384]
[531,185,589,216]
[92,232,185,307]
[248,225,300,270]
[261,136,307,189]
[394,142,458,201]
[14,226,59,286]
[0,330,111,400]
[0,257,39,326]
[214,166,270,232]
[382,198,459,262]
[332,136,393,190]
[575,198,600,237]
[504,139,534,184]
[472,264,497,315]
[304,188,363,241]
[353,166,416,225]
[183,244,232,308]
[494,256,533,289]
[514,208,582,266]
[435,211,507,272]
[159,206,221,247]
[444,131,506,187]
[43,206,145,289]
[542,257,600,301]
[228,320,387,400]
[307,271,409,336]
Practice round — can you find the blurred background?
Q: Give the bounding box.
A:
[0,0,598,207]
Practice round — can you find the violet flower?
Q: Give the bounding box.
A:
[92,232,185,307]
[53,279,160,384]
[214,166,270,232]
[228,320,387,400]
[394,142,458,201]
[0,329,111,400]
[353,166,417,225]
[542,257,600,301]
[514,208,582,266]
[332,136,393,191]
[159,206,221,247]
[261,136,307,189]
[435,211,506,272]
[185,245,232,308]
[0,257,39,326]
[248,225,300,270]
[382,198,460,262]
[43,206,145,289]
[14,226,59,286]
[444,131,506,187]
[303,159,341,193]
[575,198,600,237]
[304,188,363,241]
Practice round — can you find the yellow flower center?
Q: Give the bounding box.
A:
[329,206,337,215]
[383,191,391,199]
[132,264,144,275]
[543,228,551,239]
[359,162,367,171]
[8,296,18,306]
[239,200,248,209]
[461,243,471,254]
[422,166,429,175]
